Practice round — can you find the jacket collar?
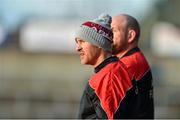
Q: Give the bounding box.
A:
[94,56,119,73]
[121,47,140,58]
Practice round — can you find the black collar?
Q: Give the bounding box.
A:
[94,56,119,73]
[121,47,140,58]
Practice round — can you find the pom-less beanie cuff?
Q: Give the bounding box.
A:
[75,14,113,52]
[76,25,112,52]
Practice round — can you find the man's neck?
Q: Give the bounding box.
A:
[116,50,128,59]
[94,56,118,73]
[93,53,112,68]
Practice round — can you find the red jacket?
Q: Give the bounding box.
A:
[78,48,154,119]
[117,47,154,118]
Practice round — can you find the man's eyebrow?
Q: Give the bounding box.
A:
[76,39,85,43]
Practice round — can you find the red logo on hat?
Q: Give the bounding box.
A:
[82,21,113,42]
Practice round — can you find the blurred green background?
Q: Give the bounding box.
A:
[0,0,180,118]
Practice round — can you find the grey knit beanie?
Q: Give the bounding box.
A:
[75,13,113,52]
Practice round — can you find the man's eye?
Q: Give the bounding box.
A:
[112,29,117,32]
[113,30,116,33]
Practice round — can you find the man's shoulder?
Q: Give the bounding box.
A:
[90,60,129,80]
[120,49,151,80]
[121,50,149,66]
[102,60,127,73]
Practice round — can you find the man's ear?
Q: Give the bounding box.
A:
[128,30,136,43]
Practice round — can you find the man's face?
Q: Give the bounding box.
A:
[111,16,128,55]
[75,38,101,66]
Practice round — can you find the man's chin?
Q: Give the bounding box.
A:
[112,47,117,54]
[80,60,87,65]
[112,49,119,55]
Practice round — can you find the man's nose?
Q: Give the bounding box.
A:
[76,43,82,52]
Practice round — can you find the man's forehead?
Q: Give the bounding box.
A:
[113,15,127,24]
[112,16,127,29]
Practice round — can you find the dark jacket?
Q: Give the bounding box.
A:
[78,48,154,119]
[116,47,154,118]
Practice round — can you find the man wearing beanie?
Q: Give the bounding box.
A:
[75,14,132,119]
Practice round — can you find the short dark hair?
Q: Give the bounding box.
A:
[122,14,140,41]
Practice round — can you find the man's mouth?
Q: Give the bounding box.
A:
[79,52,85,58]
[79,52,84,56]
